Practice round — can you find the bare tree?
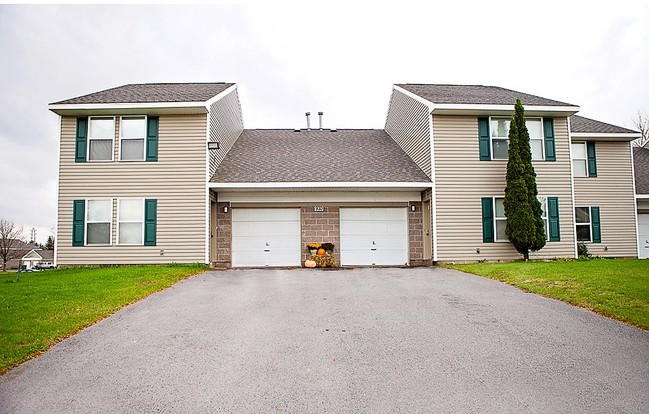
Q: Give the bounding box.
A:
[0,219,24,272]
[632,109,649,147]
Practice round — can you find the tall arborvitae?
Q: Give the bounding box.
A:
[504,98,546,260]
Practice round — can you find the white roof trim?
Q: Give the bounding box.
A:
[393,85,434,112]
[48,101,209,114]
[21,249,43,260]
[204,83,237,107]
[209,182,431,189]
[636,194,649,199]
[571,132,641,139]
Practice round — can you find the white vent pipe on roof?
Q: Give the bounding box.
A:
[318,112,323,130]
[305,112,311,130]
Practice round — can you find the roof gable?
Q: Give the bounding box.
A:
[634,147,649,195]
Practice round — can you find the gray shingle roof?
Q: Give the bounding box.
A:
[397,84,575,107]
[51,83,234,105]
[570,115,638,134]
[211,129,431,183]
[634,147,649,194]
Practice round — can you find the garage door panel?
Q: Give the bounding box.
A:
[639,214,649,259]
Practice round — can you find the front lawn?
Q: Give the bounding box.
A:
[445,259,649,330]
[0,264,207,374]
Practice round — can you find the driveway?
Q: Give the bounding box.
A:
[1,267,648,413]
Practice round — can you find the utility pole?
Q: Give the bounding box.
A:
[30,227,36,244]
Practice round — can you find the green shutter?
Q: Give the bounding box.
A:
[587,141,597,177]
[75,117,88,163]
[146,117,159,162]
[72,200,85,246]
[543,118,556,161]
[144,199,157,246]
[548,197,560,242]
[481,197,494,242]
[591,206,601,243]
[478,117,491,161]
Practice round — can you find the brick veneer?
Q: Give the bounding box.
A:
[301,205,341,264]
[408,202,425,266]
[215,202,231,267]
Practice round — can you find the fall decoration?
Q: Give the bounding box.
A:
[304,260,317,268]
[317,248,326,256]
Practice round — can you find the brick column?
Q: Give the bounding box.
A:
[409,202,424,266]
[301,205,340,265]
[215,202,231,267]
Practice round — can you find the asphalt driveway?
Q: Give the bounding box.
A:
[1,267,648,413]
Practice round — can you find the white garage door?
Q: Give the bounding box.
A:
[232,208,301,267]
[340,208,408,266]
[639,214,649,259]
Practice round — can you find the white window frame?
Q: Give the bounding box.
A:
[85,198,113,246]
[538,196,549,238]
[493,197,508,242]
[87,116,115,162]
[119,116,147,162]
[489,117,544,161]
[117,198,145,245]
[575,206,593,242]
[571,142,588,177]
[492,195,550,242]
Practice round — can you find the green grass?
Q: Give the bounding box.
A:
[445,259,649,330]
[0,264,207,374]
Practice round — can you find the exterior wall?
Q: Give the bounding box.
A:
[215,201,232,267]
[208,88,244,178]
[574,142,637,257]
[56,114,208,265]
[432,115,576,262]
[385,88,432,179]
[301,205,341,264]
[408,202,424,265]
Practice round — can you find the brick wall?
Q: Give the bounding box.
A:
[215,202,231,267]
[408,202,425,266]
[301,205,341,264]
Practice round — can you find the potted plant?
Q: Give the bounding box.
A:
[321,242,335,253]
[307,242,321,256]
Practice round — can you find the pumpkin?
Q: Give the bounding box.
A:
[304,260,317,268]
[317,248,326,256]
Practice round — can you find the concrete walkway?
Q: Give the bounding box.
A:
[1,267,648,413]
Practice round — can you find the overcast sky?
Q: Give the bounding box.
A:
[0,2,648,244]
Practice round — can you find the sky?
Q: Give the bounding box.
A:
[0,2,648,244]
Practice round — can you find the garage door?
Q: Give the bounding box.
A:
[232,208,301,267]
[340,207,408,266]
[639,214,649,259]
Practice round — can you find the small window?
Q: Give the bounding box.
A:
[490,117,544,160]
[86,199,112,245]
[88,117,115,161]
[494,197,508,241]
[571,142,588,177]
[575,207,592,242]
[118,199,144,245]
[538,196,548,236]
[120,116,146,161]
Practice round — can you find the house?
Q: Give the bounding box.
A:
[49,82,640,267]
[21,249,54,269]
[1,240,39,269]
[634,145,649,258]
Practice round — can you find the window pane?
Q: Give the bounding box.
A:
[496,220,508,241]
[89,118,114,138]
[576,207,590,223]
[495,198,505,217]
[576,224,591,242]
[531,139,543,160]
[87,223,110,244]
[120,199,143,221]
[493,139,509,159]
[122,117,146,138]
[87,200,111,221]
[572,143,587,159]
[526,119,543,138]
[89,139,113,160]
[573,160,587,177]
[121,139,145,160]
[538,197,547,218]
[119,222,142,245]
[491,119,510,138]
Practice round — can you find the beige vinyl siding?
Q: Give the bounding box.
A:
[385,88,432,179]
[433,115,575,262]
[208,88,244,178]
[57,114,208,265]
[574,142,637,257]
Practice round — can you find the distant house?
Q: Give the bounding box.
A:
[21,249,54,269]
[1,240,39,269]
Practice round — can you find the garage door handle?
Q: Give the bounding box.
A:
[370,248,377,251]
[264,249,270,252]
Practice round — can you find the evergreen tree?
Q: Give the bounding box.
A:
[45,235,55,250]
[504,98,546,260]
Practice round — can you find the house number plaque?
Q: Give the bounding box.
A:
[313,206,325,212]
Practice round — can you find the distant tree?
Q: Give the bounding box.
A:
[632,109,649,147]
[45,235,55,250]
[0,219,24,272]
[503,98,546,261]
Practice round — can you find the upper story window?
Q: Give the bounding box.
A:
[120,116,147,161]
[571,141,597,178]
[490,117,544,160]
[88,117,115,161]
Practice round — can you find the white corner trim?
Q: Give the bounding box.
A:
[630,141,640,258]
[54,115,61,267]
[567,116,579,259]
[208,182,432,189]
[204,109,212,265]
[204,83,238,107]
[393,85,435,110]
[429,115,438,262]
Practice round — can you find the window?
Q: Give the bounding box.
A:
[88,117,115,161]
[120,116,146,161]
[86,199,112,245]
[571,142,588,177]
[482,196,559,243]
[490,117,544,160]
[494,197,507,241]
[575,206,600,243]
[118,199,144,245]
[538,196,548,236]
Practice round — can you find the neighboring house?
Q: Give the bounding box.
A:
[1,240,39,269]
[50,82,640,267]
[634,145,649,259]
[21,249,54,269]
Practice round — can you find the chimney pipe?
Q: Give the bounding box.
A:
[305,112,311,130]
[318,112,323,130]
